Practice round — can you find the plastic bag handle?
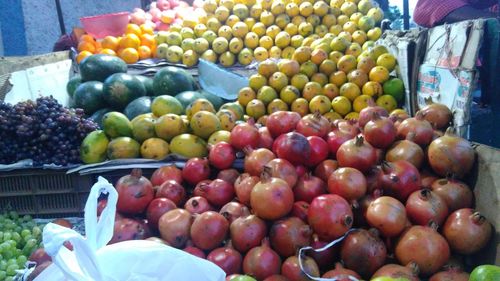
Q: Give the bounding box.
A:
[298,228,360,281]
[84,176,118,250]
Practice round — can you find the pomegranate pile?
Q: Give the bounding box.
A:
[73,102,493,280]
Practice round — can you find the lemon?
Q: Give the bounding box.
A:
[343,21,358,34]
[249,73,268,91]
[238,48,254,65]
[218,25,233,40]
[251,22,266,37]
[302,81,323,101]
[212,37,229,54]
[238,87,257,106]
[215,6,230,22]
[291,73,310,91]
[226,15,241,28]
[367,7,384,23]
[340,82,361,102]
[344,111,359,121]
[259,36,274,50]
[352,30,368,45]
[275,32,291,48]
[257,86,278,105]
[362,81,383,97]
[353,94,373,112]
[323,83,340,100]
[275,14,291,29]
[267,99,289,114]
[350,12,364,23]
[244,32,259,48]
[271,48,282,59]
[377,53,397,72]
[266,25,281,39]
[232,22,249,38]
[260,10,275,27]
[286,3,300,17]
[313,1,329,16]
[208,130,231,144]
[216,109,238,131]
[268,71,289,92]
[369,66,390,83]
[331,96,352,116]
[291,35,304,48]
[291,98,310,116]
[309,95,332,114]
[323,111,343,122]
[329,70,347,87]
[271,0,286,15]
[299,2,314,17]
[245,18,257,30]
[250,5,263,19]
[340,1,357,16]
[281,46,296,59]
[285,23,299,36]
[246,99,267,119]
[280,85,301,105]
[376,95,398,112]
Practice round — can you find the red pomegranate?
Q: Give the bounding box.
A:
[308,234,338,270]
[182,158,211,185]
[281,255,320,281]
[266,111,302,138]
[155,180,186,206]
[217,168,240,185]
[266,158,299,188]
[291,201,310,222]
[381,160,421,202]
[151,165,183,186]
[207,242,243,275]
[431,178,473,212]
[322,263,362,280]
[234,173,260,206]
[243,239,282,280]
[371,263,420,281]
[405,189,449,226]
[158,209,193,248]
[326,123,356,158]
[418,99,453,130]
[340,229,387,278]
[385,139,425,169]
[258,126,275,149]
[196,179,235,207]
[230,214,268,253]
[429,267,470,281]
[366,196,407,238]
[395,225,450,276]
[336,135,377,173]
[358,99,389,128]
[443,208,492,255]
[363,114,397,149]
[209,141,236,170]
[244,147,276,176]
[273,132,311,166]
[294,173,326,203]
[397,111,434,146]
[146,198,177,228]
[250,172,294,220]
[269,217,312,257]
[183,240,206,259]
[308,194,353,241]
[314,159,338,182]
[427,128,475,179]
[184,196,213,214]
[328,167,367,202]
[305,136,329,167]
[219,202,250,224]
[115,169,154,215]
[295,112,330,138]
[190,211,229,250]
[110,218,149,244]
[230,120,260,150]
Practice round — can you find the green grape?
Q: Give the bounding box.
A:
[5,260,15,267]
[32,226,41,238]
[22,235,34,243]
[2,251,12,260]
[0,271,6,281]
[20,229,30,238]
[14,249,21,257]
[10,233,20,244]
[5,277,13,281]
[5,264,17,276]
[16,255,27,267]
[22,215,32,222]
[2,233,11,242]
[13,227,21,233]
[0,261,6,271]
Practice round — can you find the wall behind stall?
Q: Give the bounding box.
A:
[1,0,141,56]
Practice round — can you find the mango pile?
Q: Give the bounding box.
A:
[154,0,385,67]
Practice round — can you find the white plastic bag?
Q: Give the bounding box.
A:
[33,177,226,281]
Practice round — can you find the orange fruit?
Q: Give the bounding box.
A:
[79,34,95,43]
[120,48,140,64]
[138,46,152,60]
[99,49,117,56]
[77,41,96,53]
[140,24,155,35]
[76,51,93,63]
[101,36,120,51]
[369,66,390,83]
[126,23,142,36]
[140,34,156,48]
[120,34,141,49]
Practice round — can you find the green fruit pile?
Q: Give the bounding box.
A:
[0,212,43,280]
[154,0,385,67]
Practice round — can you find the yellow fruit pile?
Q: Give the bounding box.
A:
[154,0,385,67]
[76,23,157,64]
[237,43,403,121]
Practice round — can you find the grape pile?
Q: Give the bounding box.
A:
[0,211,42,280]
[0,96,98,166]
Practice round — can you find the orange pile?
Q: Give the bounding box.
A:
[76,23,157,64]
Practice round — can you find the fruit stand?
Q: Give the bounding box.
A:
[0,0,500,280]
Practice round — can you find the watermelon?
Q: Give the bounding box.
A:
[73,81,105,115]
[199,90,224,110]
[90,108,113,128]
[174,91,204,109]
[66,75,82,98]
[79,54,127,82]
[153,66,195,96]
[124,96,153,120]
[103,73,146,110]
[135,75,154,96]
